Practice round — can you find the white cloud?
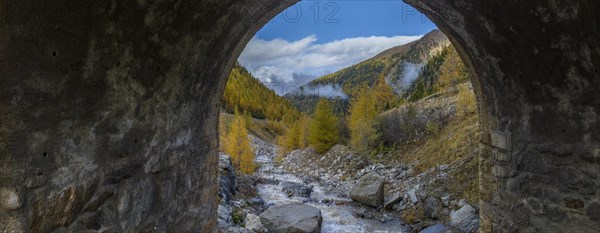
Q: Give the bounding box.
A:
[238,34,422,95]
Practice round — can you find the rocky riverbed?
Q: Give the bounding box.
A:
[218,135,479,233]
[280,144,481,233]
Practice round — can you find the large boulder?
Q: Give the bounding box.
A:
[450,205,479,233]
[259,203,323,233]
[282,182,313,198]
[349,172,384,207]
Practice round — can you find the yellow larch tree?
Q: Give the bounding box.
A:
[373,74,395,111]
[347,88,379,154]
[225,109,256,174]
[219,113,228,151]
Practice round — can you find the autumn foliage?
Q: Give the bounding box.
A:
[222,109,256,174]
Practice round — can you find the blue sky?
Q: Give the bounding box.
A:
[238,0,437,95]
[257,0,436,42]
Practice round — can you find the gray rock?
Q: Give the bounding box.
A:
[408,190,418,204]
[219,153,238,204]
[282,182,313,198]
[218,205,232,228]
[245,213,265,232]
[424,197,442,220]
[226,227,252,233]
[419,224,452,233]
[384,192,403,209]
[438,164,449,171]
[450,205,479,233]
[260,203,322,233]
[450,200,458,207]
[247,197,265,207]
[441,195,450,207]
[458,199,468,207]
[349,172,385,207]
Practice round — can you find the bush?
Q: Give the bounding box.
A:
[376,104,426,147]
[231,208,245,226]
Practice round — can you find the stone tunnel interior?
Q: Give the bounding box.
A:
[0,0,598,232]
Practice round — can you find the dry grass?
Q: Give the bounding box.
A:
[448,155,480,204]
[398,112,479,173]
[393,85,480,203]
[401,205,426,224]
[456,84,477,116]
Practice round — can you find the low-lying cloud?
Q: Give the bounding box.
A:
[386,62,424,95]
[402,62,424,85]
[238,34,422,95]
[288,84,349,99]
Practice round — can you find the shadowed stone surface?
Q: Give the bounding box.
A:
[0,0,598,232]
[0,1,293,232]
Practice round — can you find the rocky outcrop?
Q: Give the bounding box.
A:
[349,172,385,207]
[220,153,238,204]
[218,205,233,229]
[259,203,323,233]
[282,145,368,190]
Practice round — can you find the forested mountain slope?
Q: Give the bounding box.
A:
[222,64,301,121]
[285,29,451,114]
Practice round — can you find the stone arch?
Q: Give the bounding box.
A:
[0,0,598,232]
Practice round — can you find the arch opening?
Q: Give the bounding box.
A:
[220,1,486,231]
[218,1,482,231]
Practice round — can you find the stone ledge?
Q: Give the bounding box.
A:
[490,131,511,152]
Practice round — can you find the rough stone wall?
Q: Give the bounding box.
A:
[405,0,600,232]
[0,0,293,232]
[0,0,598,232]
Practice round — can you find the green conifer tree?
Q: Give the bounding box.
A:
[347,88,379,154]
[309,99,340,153]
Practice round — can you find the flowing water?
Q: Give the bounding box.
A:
[253,140,409,233]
